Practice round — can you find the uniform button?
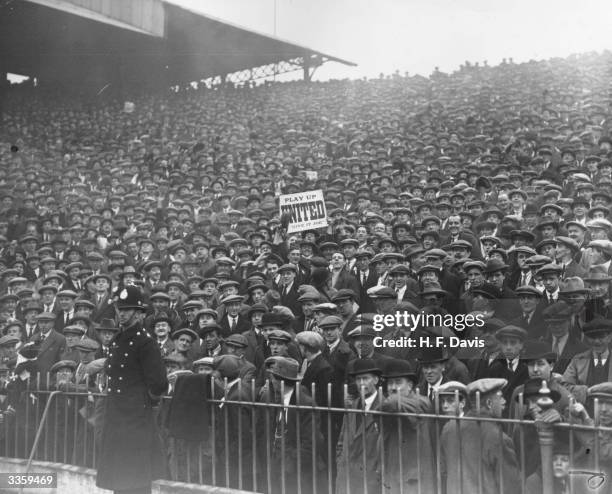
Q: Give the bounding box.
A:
[124,353,128,357]
[129,342,134,346]
[108,388,112,392]
[119,377,122,380]
[117,389,121,393]
[120,364,124,368]
[136,332,141,336]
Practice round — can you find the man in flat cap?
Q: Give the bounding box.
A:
[209,354,255,490]
[441,378,520,494]
[277,263,302,317]
[30,311,66,378]
[541,301,588,375]
[486,325,529,410]
[563,319,612,403]
[568,383,612,489]
[257,356,324,494]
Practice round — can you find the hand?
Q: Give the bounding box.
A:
[569,398,589,420]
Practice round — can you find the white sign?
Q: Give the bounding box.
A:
[279,189,328,233]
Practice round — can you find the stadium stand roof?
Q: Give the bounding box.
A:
[0,0,356,90]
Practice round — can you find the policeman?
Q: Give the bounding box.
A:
[96,285,168,494]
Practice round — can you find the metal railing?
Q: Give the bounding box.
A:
[2,375,612,494]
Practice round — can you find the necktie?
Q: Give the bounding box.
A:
[64,312,69,324]
[553,338,560,356]
[548,293,554,304]
[283,286,289,297]
[428,387,434,402]
[361,271,366,285]
[596,353,603,367]
[507,359,514,371]
[521,272,527,286]
[231,317,237,332]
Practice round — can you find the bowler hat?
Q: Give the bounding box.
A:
[348,358,382,377]
[519,378,561,403]
[383,359,417,381]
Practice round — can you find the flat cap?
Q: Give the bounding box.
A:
[36,312,56,321]
[437,381,468,397]
[495,325,528,341]
[63,325,87,336]
[172,328,199,341]
[224,334,248,348]
[193,356,215,368]
[588,383,612,401]
[467,378,507,396]
[50,360,78,373]
[0,335,20,347]
[267,329,293,343]
[347,325,377,339]
[312,302,338,312]
[582,318,612,335]
[366,286,397,299]
[297,291,320,302]
[73,338,100,352]
[278,263,298,273]
[295,331,325,350]
[318,315,343,328]
[221,294,244,306]
[331,289,357,302]
[536,263,563,276]
[555,236,580,252]
[514,285,542,297]
[213,354,242,380]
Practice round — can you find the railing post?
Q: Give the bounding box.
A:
[536,381,555,494]
[537,420,554,494]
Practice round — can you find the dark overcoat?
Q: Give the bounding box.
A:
[95,320,168,491]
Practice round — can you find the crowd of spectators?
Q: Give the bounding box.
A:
[1,50,612,493]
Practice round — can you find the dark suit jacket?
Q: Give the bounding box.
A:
[92,293,116,322]
[562,260,587,279]
[279,284,302,317]
[509,310,547,339]
[353,269,378,313]
[54,310,75,334]
[544,334,589,375]
[332,268,360,303]
[323,339,354,387]
[218,313,251,338]
[30,330,66,377]
[301,354,336,407]
[486,358,530,414]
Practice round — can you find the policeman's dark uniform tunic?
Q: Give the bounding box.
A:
[96,304,168,493]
